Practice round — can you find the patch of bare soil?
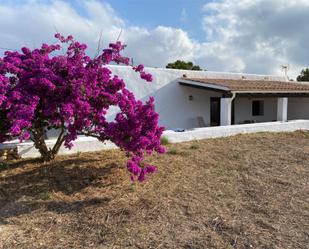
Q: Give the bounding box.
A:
[0,131,309,249]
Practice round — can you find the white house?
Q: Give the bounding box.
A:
[2,65,309,158]
[106,65,309,130]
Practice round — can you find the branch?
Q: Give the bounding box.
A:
[51,125,65,155]
[79,131,101,140]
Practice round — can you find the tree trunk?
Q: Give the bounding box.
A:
[31,125,66,162]
[32,127,55,161]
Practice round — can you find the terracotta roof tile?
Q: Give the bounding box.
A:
[180,78,309,92]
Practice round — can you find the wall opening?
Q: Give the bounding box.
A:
[252,100,264,116]
[210,97,221,126]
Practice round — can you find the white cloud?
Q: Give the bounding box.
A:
[0,1,124,55]
[0,0,196,68]
[0,0,309,78]
[201,0,309,78]
[123,26,196,66]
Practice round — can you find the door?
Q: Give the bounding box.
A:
[210,97,221,126]
[231,99,235,125]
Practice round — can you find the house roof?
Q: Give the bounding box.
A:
[179,77,309,93]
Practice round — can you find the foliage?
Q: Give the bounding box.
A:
[189,144,199,150]
[39,191,51,200]
[160,136,169,145]
[296,68,309,81]
[167,148,178,155]
[0,34,165,182]
[166,60,202,71]
[0,161,8,170]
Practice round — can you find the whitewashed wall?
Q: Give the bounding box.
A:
[107,65,287,130]
[10,120,309,158]
[234,97,277,124]
[288,97,309,120]
[164,120,309,143]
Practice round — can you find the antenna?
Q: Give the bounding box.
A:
[95,29,103,57]
[116,29,123,41]
[281,64,289,79]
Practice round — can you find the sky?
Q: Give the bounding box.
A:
[0,0,309,79]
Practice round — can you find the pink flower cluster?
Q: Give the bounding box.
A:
[0,34,165,181]
[133,64,153,82]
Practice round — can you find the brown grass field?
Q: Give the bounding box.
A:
[0,131,309,249]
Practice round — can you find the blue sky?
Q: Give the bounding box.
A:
[101,0,209,41]
[0,0,309,78]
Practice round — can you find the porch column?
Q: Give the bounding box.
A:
[277,97,288,122]
[220,97,233,126]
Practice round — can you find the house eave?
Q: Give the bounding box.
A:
[234,92,309,98]
[179,79,230,92]
[179,79,309,97]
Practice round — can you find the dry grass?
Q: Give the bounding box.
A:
[0,131,309,249]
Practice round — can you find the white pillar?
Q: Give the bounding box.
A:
[277,97,288,122]
[220,98,233,126]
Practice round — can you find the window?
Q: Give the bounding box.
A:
[252,100,264,116]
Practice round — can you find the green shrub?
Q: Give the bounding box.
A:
[0,161,8,170]
[160,136,169,145]
[190,144,199,150]
[39,191,51,200]
[168,148,178,155]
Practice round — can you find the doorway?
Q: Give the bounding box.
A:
[210,97,221,126]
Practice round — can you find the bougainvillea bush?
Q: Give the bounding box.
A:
[0,34,165,181]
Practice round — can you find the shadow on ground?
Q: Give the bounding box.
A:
[0,155,121,219]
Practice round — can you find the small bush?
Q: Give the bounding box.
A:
[160,136,169,145]
[168,148,178,155]
[0,161,8,170]
[190,144,199,150]
[39,191,51,200]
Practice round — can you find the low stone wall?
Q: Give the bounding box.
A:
[0,137,117,159]
[1,120,308,159]
[17,137,117,158]
[163,120,309,143]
